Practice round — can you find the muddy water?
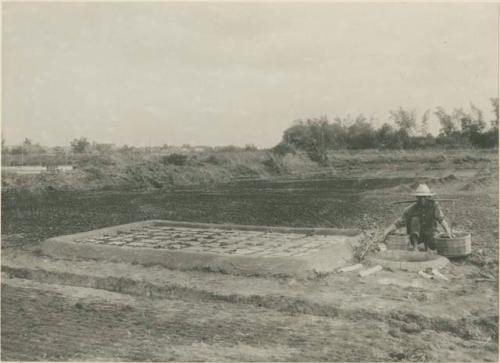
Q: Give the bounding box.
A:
[1,177,413,245]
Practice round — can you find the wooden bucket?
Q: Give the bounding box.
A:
[435,232,472,257]
[385,233,409,250]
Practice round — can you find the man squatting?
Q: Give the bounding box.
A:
[382,184,454,251]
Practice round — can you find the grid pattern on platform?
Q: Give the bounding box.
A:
[73,225,347,257]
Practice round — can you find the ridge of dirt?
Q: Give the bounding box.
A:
[2,249,497,345]
[4,265,496,344]
[2,277,498,362]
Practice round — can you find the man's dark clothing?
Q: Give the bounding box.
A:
[395,200,445,249]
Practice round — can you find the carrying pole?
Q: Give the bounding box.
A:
[391,199,457,205]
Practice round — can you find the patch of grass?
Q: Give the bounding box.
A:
[2,148,496,193]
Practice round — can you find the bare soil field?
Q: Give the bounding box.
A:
[2,247,498,362]
[1,152,498,362]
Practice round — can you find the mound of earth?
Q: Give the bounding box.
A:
[386,174,460,194]
[437,174,459,183]
[460,176,497,192]
[426,174,460,187]
[387,184,414,193]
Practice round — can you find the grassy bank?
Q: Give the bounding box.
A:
[2,148,497,192]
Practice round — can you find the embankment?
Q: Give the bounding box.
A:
[2,148,497,192]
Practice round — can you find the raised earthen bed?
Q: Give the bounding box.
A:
[40,220,363,277]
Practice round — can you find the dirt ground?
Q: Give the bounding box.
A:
[1,161,498,362]
[2,247,498,362]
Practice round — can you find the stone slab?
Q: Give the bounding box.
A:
[40,220,363,277]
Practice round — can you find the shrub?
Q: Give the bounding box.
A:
[217,145,240,152]
[161,153,188,166]
[262,153,286,174]
[272,142,295,155]
[70,137,91,153]
[203,154,224,165]
[244,144,258,151]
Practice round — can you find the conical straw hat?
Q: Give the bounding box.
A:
[412,183,435,196]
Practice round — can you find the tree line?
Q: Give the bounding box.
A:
[274,99,499,164]
[0,136,260,166]
[2,98,498,167]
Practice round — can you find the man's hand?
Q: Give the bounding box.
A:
[440,220,454,239]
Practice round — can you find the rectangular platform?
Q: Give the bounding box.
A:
[40,220,363,277]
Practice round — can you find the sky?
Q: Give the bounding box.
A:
[2,2,499,148]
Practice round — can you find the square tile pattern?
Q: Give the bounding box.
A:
[73,225,346,257]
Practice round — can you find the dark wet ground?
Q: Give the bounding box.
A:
[1,177,413,245]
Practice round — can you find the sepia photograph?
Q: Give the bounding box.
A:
[1,1,499,362]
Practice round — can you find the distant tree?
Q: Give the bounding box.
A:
[376,123,399,149]
[282,121,306,149]
[244,144,258,151]
[389,107,417,135]
[53,146,66,155]
[119,144,134,153]
[305,116,331,165]
[276,99,498,152]
[419,109,431,136]
[9,138,46,155]
[435,107,458,137]
[70,137,91,153]
[10,145,23,155]
[490,97,499,129]
[218,145,239,152]
[388,107,417,148]
[272,141,295,155]
[345,114,376,149]
[330,116,348,148]
[93,143,115,153]
[454,105,485,147]
[281,116,330,165]
[487,98,499,148]
[470,103,485,126]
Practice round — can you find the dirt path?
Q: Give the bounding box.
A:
[2,248,498,362]
[2,276,497,362]
[2,249,497,323]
